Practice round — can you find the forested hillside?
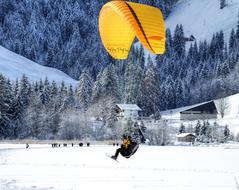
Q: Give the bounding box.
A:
[1,0,239,140]
[0,0,176,79]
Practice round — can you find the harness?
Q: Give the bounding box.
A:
[122,138,131,149]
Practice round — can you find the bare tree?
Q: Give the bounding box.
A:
[217,97,230,119]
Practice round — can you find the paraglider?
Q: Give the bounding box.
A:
[110,135,139,160]
[98,1,166,59]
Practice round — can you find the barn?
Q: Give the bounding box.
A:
[161,101,218,121]
[180,101,218,120]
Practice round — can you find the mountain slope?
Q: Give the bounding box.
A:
[165,0,239,42]
[0,46,78,86]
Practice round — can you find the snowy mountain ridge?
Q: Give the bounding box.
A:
[144,0,239,61]
[165,0,239,42]
[0,46,78,86]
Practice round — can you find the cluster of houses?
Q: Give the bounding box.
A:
[115,101,218,122]
[114,101,219,144]
[89,95,239,143]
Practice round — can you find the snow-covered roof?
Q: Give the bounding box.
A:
[176,133,196,138]
[161,101,214,119]
[116,104,141,111]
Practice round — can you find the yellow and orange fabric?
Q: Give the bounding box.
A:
[99,1,166,59]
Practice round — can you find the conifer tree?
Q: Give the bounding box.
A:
[138,60,161,116]
[224,125,230,141]
[194,120,201,136]
[77,71,94,110]
[18,74,30,109]
[237,12,239,39]
[66,84,75,109]
[229,29,236,53]
[220,0,226,9]
[173,24,186,58]
[0,74,12,138]
[175,79,185,107]
[179,123,186,134]
[165,75,175,109]
[96,64,120,102]
[50,81,58,100]
[124,62,143,104]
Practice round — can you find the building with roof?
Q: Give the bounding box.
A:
[115,104,141,120]
[176,133,196,143]
[161,101,218,121]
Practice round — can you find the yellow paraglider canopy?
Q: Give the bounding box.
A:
[99,1,166,59]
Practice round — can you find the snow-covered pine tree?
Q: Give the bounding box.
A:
[42,77,51,105]
[199,40,209,62]
[221,60,230,77]
[200,61,210,80]
[165,28,174,57]
[61,81,69,110]
[175,79,185,107]
[138,45,145,70]
[237,12,239,39]
[164,75,175,109]
[173,24,186,58]
[194,120,201,137]
[216,31,225,60]
[159,82,167,110]
[50,81,58,100]
[229,29,236,53]
[124,62,143,104]
[220,0,226,9]
[90,64,119,129]
[66,84,75,109]
[138,57,161,116]
[48,81,61,137]
[0,74,12,138]
[18,74,30,110]
[77,70,94,110]
[96,64,120,102]
[179,123,186,134]
[223,125,230,141]
[26,93,43,139]
[4,79,18,138]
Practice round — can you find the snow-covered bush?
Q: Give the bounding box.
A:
[58,111,93,140]
[146,122,173,145]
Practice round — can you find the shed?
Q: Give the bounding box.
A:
[176,133,196,143]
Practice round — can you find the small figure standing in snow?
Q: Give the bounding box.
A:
[26,143,29,149]
[111,135,139,160]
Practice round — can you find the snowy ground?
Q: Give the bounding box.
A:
[165,0,239,43]
[1,144,239,190]
[0,46,78,87]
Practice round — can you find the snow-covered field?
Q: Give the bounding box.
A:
[1,144,239,190]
